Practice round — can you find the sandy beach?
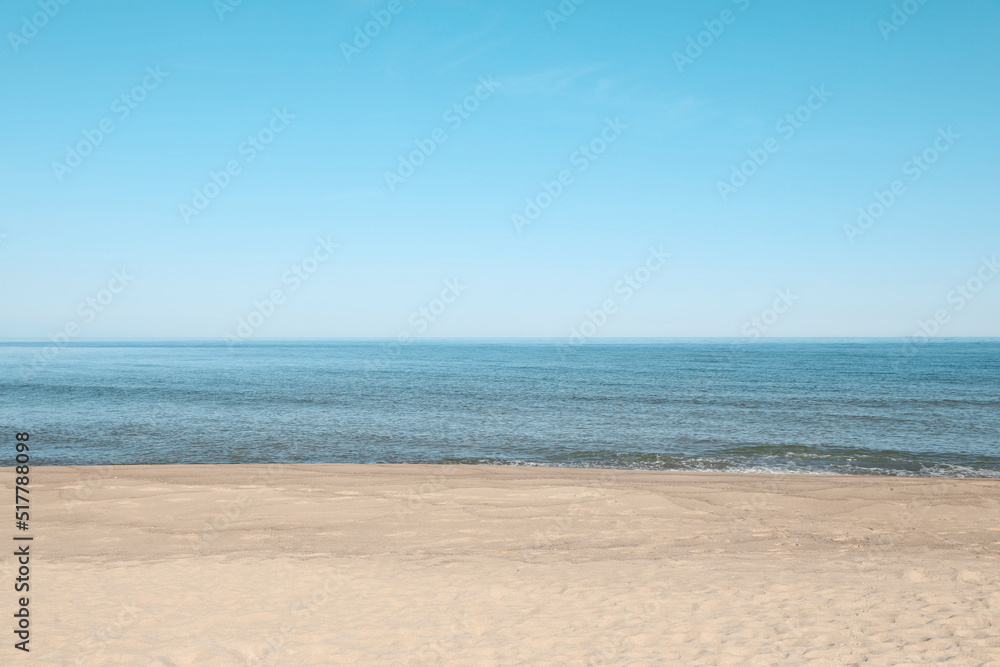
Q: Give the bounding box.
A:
[9,464,1000,665]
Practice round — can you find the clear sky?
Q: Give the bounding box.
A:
[1,0,998,339]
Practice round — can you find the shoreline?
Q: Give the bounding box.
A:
[25,460,1000,480]
[13,463,1000,663]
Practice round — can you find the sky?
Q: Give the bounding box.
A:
[1,0,998,339]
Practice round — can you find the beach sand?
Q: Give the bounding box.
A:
[9,464,1000,665]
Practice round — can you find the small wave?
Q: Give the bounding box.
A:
[424,449,1000,478]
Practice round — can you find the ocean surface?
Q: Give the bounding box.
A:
[2,339,999,477]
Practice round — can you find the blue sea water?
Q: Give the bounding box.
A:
[1,339,998,477]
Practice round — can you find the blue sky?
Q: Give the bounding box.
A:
[1,0,998,339]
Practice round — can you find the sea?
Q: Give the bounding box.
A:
[2,339,998,477]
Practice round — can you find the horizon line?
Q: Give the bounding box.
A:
[2,336,999,343]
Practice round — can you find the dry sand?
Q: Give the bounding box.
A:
[6,464,1000,666]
